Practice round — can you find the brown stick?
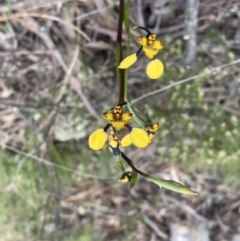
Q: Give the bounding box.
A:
[16,17,101,121]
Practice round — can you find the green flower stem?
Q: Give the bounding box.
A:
[121,152,198,195]
[116,0,125,104]
[122,1,142,103]
[121,152,150,177]
[123,2,139,47]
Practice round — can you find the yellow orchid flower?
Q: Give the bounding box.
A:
[118,29,164,80]
[103,105,133,131]
[89,104,132,150]
[139,34,163,59]
[88,104,149,150]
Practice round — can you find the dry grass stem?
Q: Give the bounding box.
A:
[131,58,240,105]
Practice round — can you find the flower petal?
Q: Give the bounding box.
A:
[111,121,126,131]
[147,130,157,143]
[152,40,163,50]
[142,46,158,59]
[130,128,149,148]
[103,112,113,121]
[145,123,160,143]
[145,123,160,132]
[121,113,133,122]
[118,54,137,69]
[88,128,107,150]
[139,36,147,46]
[146,59,164,79]
[121,134,132,147]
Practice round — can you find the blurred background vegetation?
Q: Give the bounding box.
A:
[0,0,240,240]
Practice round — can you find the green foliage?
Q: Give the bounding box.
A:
[63,226,93,241]
[154,47,240,187]
[0,150,43,240]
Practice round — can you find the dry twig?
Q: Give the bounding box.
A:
[131,58,240,105]
[16,16,101,121]
[2,144,111,180]
[0,12,90,41]
[143,214,168,240]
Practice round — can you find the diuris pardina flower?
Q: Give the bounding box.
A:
[118,31,164,80]
[88,104,149,150]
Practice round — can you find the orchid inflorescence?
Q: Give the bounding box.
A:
[87,7,197,196]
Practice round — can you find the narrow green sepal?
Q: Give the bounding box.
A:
[146,176,198,195]
[129,169,138,188]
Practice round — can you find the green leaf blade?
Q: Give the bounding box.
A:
[147,176,198,195]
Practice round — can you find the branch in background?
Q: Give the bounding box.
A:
[3,144,110,180]
[183,0,199,68]
[16,17,101,121]
[0,0,70,13]
[130,58,240,104]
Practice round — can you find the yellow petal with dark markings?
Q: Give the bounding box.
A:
[121,113,133,121]
[103,112,113,121]
[152,40,163,50]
